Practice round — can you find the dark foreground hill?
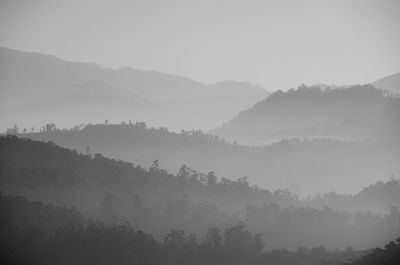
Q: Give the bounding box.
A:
[342,238,400,265]
[1,192,376,265]
[14,122,400,196]
[1,136,399,249]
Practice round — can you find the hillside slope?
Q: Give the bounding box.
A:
[214,85,400,145]
[372,72,400,95]
[1,136,399,250]
[14,123,400,196]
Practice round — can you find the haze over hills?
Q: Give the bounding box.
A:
[2,48,400,196]
[1,136,399,250]
[0,47,268,131]
[1,0,400,263]
[214,84,400,145]
[306,178,400,214]
[14,123,400,197]
[0,192,376,265]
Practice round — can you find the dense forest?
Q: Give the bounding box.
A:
[1,136,399,250]
[2,192,382,265]
[12,121,400,196]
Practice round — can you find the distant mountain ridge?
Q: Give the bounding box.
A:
[214,84,400,145]
[0,47,267,103]
[0,47,268,131]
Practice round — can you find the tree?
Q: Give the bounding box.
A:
[206,171,218,187]
[178,164,190,182]
[86,146,92,158]
[206,227,222,249]
[150,160,160,175]
[164,229,186,251]
[224,222,252,252]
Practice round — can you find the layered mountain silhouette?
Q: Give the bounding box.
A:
[0,47,268,131]
[1,136,399,250]
[14,123,400,196]
[214,84,400,145]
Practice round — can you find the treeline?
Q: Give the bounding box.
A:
[1,136,399,249]
[5,121,232,145]
[0,135,295,240]
[0,135,297,209]
[343,238,400,265]
[12,121,400,198]
[0,192,370,265]
[244,203,400,249]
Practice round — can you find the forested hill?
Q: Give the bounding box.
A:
[306,178,400,214]
[214,84,400,145]
[1,192,375,265]
[0,134,298,216]
[1,136,400,250]
[13,122,400,196]
[343,237,400,265]
[2,135,399,215]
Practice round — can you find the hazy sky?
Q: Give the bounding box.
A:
[1,0,399,90]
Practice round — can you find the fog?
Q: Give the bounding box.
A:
[0,47,268,132]
[15,123,400,197]
[1,1,400,265]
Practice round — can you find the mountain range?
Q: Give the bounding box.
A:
[0,47,268,131]
[15,123,400,196]
[2,47,400,140]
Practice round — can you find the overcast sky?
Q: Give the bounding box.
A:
[1,0,399,90]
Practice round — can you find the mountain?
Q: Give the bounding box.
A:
[0,47,266,102]
[0,47,268,131]
[12,123,400,197]
[372,72,400,95]
[214,84,400,145]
